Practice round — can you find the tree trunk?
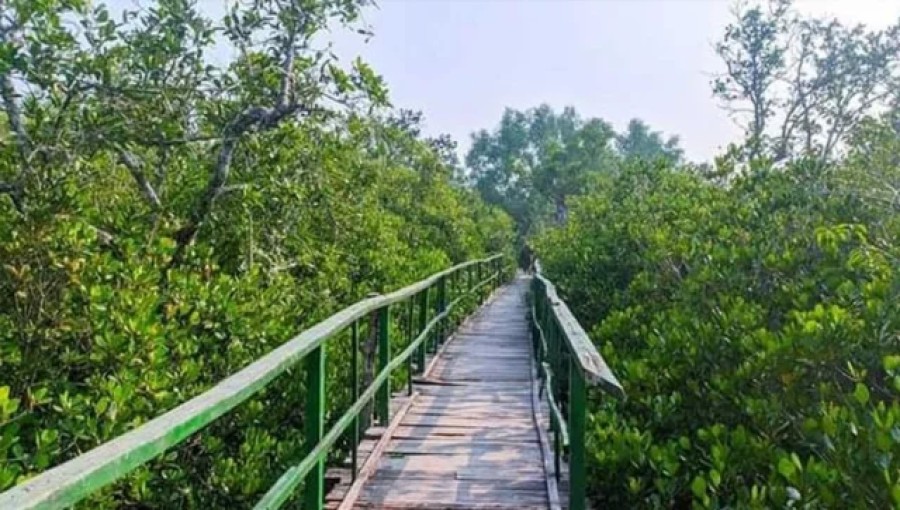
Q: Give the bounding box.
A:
[555,195,568,224]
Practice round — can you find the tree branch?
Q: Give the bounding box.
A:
[277,28,297,109]
[167,102,302,271]
[0,181,24,214]
[117,149,163,209]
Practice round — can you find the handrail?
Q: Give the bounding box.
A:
[529,260,623,510]
[533,261,623,395]
[0,254,508,510]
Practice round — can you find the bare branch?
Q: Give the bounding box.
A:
[0,181,24,214]
[117,150,163,209]
[220,183,249,195]
[0,73,30,165]
[277,26,298,109]
[167,102,302,271]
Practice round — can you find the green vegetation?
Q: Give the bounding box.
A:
[0,0,511,506]
[536,129,900,506]
[527,0,900,501]
[3,0,900,507]
[466,105,683,237]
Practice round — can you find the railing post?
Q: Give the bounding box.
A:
[451,270,460,327]
[437,275,447,345]
[430,282,440,353]
[493,257,500,289]
[304,344,325,510]
[417,290,428,370]
[476,262,484,302]
[350,320,359,481]
[377,305,390,425]
[569,366,587,510]
[406,299,414,396]
[447,271,457,330]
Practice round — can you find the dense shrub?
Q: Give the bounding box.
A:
[535,121,900,508]
[0,122,511,507]
[0,0,513,506]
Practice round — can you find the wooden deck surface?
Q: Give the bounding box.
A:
[329,277,560,510]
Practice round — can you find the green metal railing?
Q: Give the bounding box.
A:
[0,254,507,510]
[529,261,624,510]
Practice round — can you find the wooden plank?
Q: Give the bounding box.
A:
[352,502,549,510]
[335,393,419,510]
[361,478,548,493]
[390,425,539,442]
[358,485,549,506]
[333,278,554,510]
[352,466,546,482]
[385,439,540,455]
[374,448,543,469]
[399,414,536,429]
[406,406,534,417]
[412,395,534,406]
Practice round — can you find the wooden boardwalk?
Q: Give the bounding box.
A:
[330,277,562,510]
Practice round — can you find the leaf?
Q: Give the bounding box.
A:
[777,457,796,479]
[709,469,721,487]
[853,383,870,406]
[691,476,707,498]
[884,355,900,373]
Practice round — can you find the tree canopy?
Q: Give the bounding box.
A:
[465,105,683,236]
[536,111,900,507]
[3,0,900,508]
[713,0,900,162]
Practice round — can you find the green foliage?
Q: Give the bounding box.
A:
[465,105,682,238]
[0,0,513,506]
[536,118,900,508]
[617,119,683,165]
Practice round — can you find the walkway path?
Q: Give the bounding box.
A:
[332,278,560,509]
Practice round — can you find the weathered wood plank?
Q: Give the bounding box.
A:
[334,393,419,510]
[390,425,540,442]
[334,278,555,509]
[352,502,549,510]
[399,415,535,429]
[358,486,550,506]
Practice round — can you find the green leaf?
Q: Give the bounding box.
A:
[777,457,796,479]
[691,476,707,498]
[853,383,870,405]
[884,355,900,373]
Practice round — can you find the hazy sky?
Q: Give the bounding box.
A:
[116,0,900,163]
[329,0,900,162]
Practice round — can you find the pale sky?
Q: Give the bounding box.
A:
[116,0,900,163]
[330,0,900,163]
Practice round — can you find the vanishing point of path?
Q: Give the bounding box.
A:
[332,277,562,509]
